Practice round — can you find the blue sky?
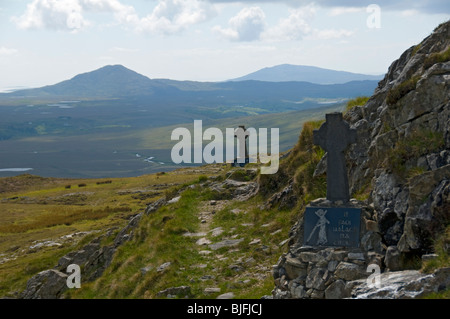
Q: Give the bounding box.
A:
[0,0,449,90]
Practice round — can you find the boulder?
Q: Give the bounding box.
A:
[209,238,244,251]
[305,268,327,290]
[284,256,307,280]
[398,166,450,253]
[325,279,350,299]
[21,270,68,299]
[361,231,384,253]
[334,262,366,281]
[157,262,172,272]
[290,283,306,299]
[217,292,235,299]
[156,286,191,297]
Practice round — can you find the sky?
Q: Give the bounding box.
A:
[0,0,449,91]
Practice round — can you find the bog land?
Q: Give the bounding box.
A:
[0,97,346,178]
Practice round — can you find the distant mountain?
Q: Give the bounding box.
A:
[9,65,160,97]
[4,64,380,102]
[229,64,383,84]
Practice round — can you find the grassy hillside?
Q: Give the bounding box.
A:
[64,183,289,298]
[0,116,331,298]
[0,168,212,297]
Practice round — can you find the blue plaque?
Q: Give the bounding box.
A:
[303,207,361,247]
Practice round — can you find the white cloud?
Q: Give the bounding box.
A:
[82,0,139,25]
[213,6,266,41]
[262,5,354,42]
[214,4,355,43]
[262,6,314,41]
[0,46,18,56]
[12,0,215,35]
[328,6,364,16]
[400,9,420,17]
[11,0,89,32]
[136,0,216,35]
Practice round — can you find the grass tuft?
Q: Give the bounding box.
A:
[422,225,450,274]
[424,46,450,69]
[386,75,420,106]
[345,96,369,112]
[386,129,444,178]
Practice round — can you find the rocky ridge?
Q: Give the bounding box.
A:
[345,20,449,260]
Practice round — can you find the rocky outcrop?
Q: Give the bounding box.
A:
[272,21,449,299]
[348,267,450,299]
[209,176,259,201]
[20,269,69,299]
[55,238,116,283]
[344,21,450,259]
[20,210,151,298]
[265,179,297,210]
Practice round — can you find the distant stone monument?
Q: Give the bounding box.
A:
[303,112,361,248]
[313,112,357,203]
[233,125,250,167]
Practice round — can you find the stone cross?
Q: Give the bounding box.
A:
[313,112,357,203]
[234,125,249,165]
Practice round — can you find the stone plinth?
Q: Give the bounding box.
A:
[272,198,385,299]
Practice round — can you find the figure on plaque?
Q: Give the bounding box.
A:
[307,209,330,245]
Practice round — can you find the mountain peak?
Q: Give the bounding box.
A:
[54,65,154,97]
[90,64,139,74]
[100,64,128,69]
[9,65,154,97]
[71,64,149,81]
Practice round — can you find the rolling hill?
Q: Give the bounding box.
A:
[229,64,383,84]
[3,64,380,100]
